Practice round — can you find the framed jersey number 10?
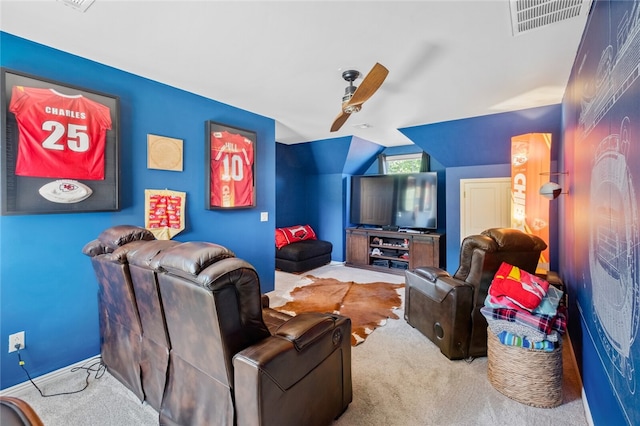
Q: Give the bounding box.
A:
[205,121,256,209]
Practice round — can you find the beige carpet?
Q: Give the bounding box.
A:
[3,263,589,425]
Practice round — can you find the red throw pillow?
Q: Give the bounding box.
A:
[275,225,317,249]
[275,228,289,249]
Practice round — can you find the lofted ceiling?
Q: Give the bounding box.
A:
[0,0,591,147]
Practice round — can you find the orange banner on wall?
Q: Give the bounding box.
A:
[511,133,551,270]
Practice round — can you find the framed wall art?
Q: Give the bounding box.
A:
[205,120,256,209]
[147,134,183,171]
[1,68,120,215]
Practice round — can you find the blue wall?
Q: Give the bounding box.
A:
[0,33,276,389]
[561,1,640,424]
[275,135,383,261]
[400,105,563,168]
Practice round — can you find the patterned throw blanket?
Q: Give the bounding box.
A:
[481,305,566,337]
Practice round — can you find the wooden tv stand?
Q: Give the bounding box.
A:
[345,227,444,276]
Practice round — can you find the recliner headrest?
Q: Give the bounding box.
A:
[481,228,547,251]
[97,225,155,250]
[82,239,112,257]
[127,240,181,268]
[154,241,235,279]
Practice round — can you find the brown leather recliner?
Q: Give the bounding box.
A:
[124,239,181,411]
[404,228,547,360]
[81,225,156,402]
[152,241,352,426]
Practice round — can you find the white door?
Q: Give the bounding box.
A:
[460,177,511,242]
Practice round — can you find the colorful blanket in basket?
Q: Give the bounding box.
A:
[485,285,564,316]
[487,317,560,342]
[481,305,567,336]
[496,331,557,352]
[489,262,549,311]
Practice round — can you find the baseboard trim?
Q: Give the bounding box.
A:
[0,356,100,397]
[565,332,593,426]
[582,387,594,426]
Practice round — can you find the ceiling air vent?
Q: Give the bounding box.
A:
[509,0,590,35]
[58,0,95,13]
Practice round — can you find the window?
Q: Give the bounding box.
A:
[378,152,430,174]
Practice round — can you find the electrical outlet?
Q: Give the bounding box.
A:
[8,331,25,353]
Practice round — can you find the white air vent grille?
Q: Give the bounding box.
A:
[510,0,589,35]
[58,0,95,13]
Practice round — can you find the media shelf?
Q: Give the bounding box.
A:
[345,227,444,276]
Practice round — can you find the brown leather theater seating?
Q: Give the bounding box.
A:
[404,228,547,360]
[83,225,352,426]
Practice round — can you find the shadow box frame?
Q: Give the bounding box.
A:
[205,120,256,210]
[1,68,120,215]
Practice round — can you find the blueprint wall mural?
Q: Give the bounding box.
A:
[565,1,640,423]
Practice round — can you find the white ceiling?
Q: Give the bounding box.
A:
[0,0,591,147]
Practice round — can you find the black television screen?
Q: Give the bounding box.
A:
[350,173,438,230]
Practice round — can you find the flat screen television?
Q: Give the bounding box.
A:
[350,172,438,231]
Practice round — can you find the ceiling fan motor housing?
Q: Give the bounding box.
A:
[343,85,357,102]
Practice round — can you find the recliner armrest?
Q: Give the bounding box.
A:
[233,313,350,390]
[274,312,338,351]
[406,269,471,303]
[413,266,451,282]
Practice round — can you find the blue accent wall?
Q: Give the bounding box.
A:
[275,135,384,261]
[0,33,276,389]
[400,105,564,168]
[561,1,640,424]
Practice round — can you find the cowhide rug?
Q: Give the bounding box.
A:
[273,275,404,346]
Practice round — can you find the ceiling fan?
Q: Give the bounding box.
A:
[330,62,389,132]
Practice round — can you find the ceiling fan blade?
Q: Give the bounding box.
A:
[330,110,351,132]
[346,62,389,107]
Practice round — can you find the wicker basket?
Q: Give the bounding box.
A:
[487,329,563,408]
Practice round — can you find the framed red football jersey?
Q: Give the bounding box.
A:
[10,86,112,180]
[205,121,256,209]
[1,68,120,215]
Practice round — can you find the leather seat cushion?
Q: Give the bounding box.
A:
[276,240,332,262]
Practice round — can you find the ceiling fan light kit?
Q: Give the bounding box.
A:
[330,62,388,132]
